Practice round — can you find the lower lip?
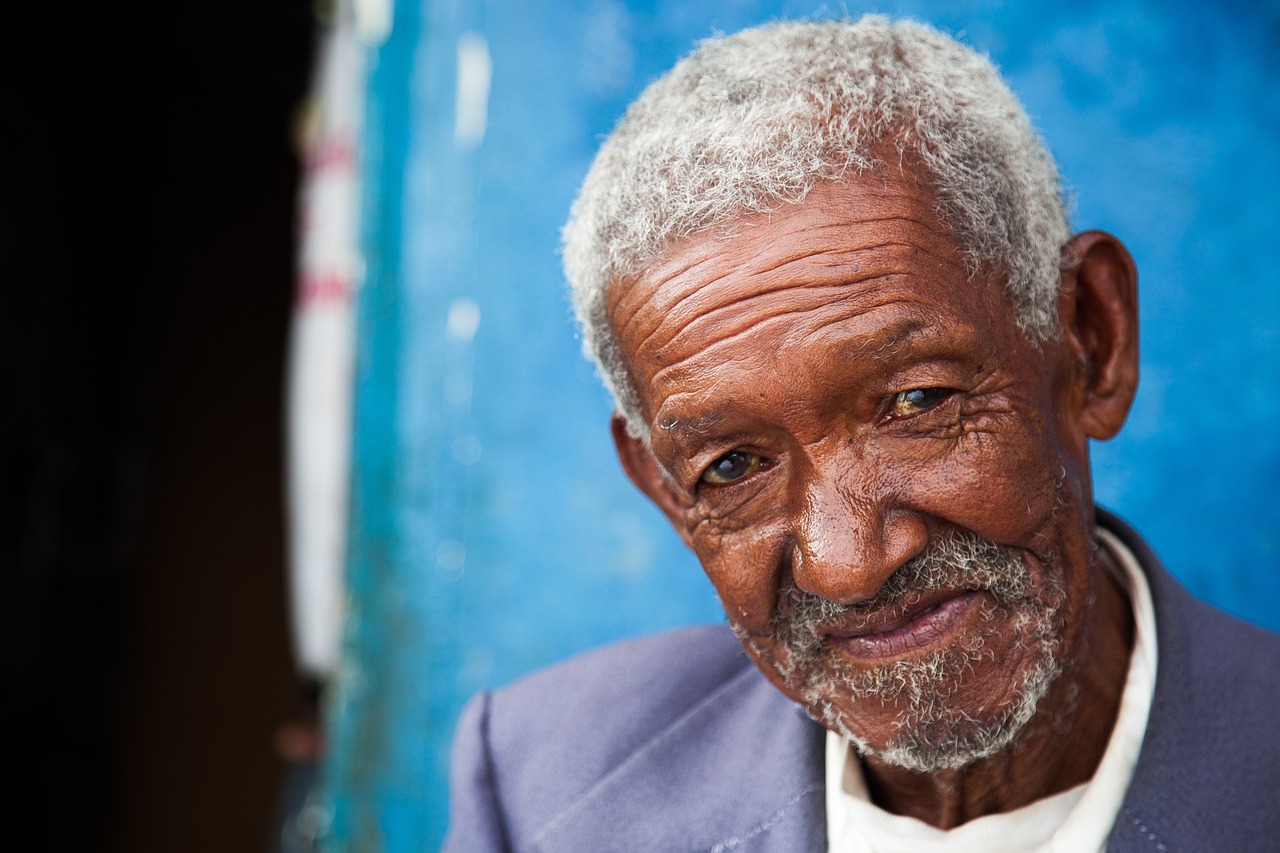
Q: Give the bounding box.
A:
[830,591,984,660]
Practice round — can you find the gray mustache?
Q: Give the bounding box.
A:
[775,529,1031,648]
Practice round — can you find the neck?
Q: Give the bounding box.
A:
[859,559,1134,828]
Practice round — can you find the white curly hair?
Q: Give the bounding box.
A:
[562,16,1071,437]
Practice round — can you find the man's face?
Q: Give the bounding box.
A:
[608,175,1106,770]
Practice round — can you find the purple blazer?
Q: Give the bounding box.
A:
[445,511,1280,851]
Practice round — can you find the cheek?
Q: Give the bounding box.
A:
[692,521,790,632]
[900,410,1077,547]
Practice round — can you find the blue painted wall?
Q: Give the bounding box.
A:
[324,1,1280,848]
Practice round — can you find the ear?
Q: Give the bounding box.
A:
[1057,231,1140,440]
[611,414,694,545]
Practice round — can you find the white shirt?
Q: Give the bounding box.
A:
[825,528,1158,853]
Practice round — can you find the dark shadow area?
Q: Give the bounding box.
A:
[6,3,314,851]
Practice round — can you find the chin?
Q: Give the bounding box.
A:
[813,645,1064,773]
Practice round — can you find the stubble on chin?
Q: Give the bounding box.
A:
[730,529,1067,772]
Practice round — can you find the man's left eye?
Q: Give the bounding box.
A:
[891,387,953,417]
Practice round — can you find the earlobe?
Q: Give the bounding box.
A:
[1058,231,1140,440]
[611,415,694,543]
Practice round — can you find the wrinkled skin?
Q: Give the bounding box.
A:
[609,173,1139,827]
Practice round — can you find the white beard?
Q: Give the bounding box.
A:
[732,529,1067,772]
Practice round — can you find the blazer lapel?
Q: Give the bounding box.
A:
[532,663,826,853]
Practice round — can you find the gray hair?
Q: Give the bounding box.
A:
[562,16,1071,437]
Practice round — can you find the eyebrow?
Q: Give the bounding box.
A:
[828,316,930,360]
[658,409,727,438]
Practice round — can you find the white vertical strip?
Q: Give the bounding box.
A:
[285,0,365,680]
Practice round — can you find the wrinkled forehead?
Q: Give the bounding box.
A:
[604,154,977,319]
[605,177,1019,424]
[607,173,970,341]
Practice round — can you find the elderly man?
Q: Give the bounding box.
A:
[445,17,1280,852]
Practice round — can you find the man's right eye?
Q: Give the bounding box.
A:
[700,450,761,485]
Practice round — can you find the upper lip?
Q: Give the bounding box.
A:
[821,589,974,639]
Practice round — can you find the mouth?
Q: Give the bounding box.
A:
[823,590,984,660]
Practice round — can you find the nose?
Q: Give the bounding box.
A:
[790,463,927,603]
